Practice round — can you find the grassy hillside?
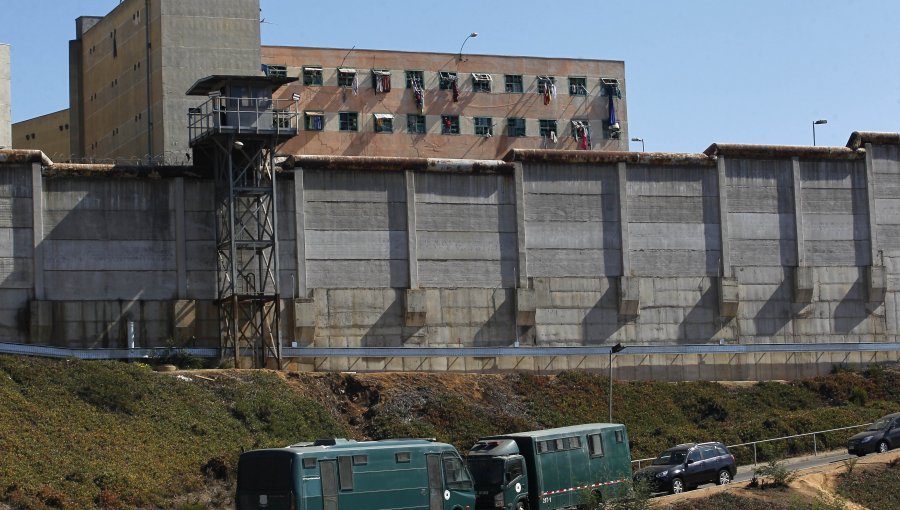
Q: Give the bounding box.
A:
[0,355,897,509]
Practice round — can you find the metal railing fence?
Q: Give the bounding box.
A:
[187,96,300,143]
[2,341,899,360]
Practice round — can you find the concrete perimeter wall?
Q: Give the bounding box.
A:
[2,134,900,378]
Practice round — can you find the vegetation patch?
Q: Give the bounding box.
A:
[661,492,847,510]
[0,356,346,509]
[0,356,897,509]
[836,459,900,510]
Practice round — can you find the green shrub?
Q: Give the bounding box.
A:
[752,459,798,489]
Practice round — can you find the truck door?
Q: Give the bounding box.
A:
[427,454,443,510]
[442,452,476,510]
[320,460,339,510]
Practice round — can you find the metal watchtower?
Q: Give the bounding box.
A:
[187,75,299,368]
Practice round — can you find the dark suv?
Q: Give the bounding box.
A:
[633,442,736,494]
[847,412,900,456]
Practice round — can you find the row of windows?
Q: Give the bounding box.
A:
[299,453,471,492]
[304,112,594,139]
[536,431,625,458]
[295,66,618,96]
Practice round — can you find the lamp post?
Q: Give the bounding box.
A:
[631,137,645,152]
[608,343,625,423]
[458,32,478,61]
[812,119,827,146]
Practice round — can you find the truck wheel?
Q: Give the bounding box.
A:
[670,478,685,494]
[515,500,527,510]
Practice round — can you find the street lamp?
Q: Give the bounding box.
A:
[812,119,827,146]
[631,137,645,152]
[608,343,626,423]
[458,32,478,61]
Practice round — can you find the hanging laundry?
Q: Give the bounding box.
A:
[578,125,589,150]
[373,72,392,94]
[451,77,459,102]
[412,79,425,112]
[444,117,452,132]
[606,84,620,132]
[352,73,359,96]
[312,115,323,131]
[543,87,551,105]
[550,131,558,143]
[550,82,558,102]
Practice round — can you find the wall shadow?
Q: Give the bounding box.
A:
[753,274,793,337]
[678,283,719,343]
[581,284,621,344]
[833,277,867,334]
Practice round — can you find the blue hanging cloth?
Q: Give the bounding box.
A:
[607,89,617,127]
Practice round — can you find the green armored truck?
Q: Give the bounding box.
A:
[467,424,632,510]
[236,438,476,510]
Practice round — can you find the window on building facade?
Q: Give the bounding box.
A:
[601,78,621,97]
[439,72,458,90]
[472,73,492,93]
[305,112,324,131]
[372,70,392,92]
[505,75,523,93]
[571,120,590,138]
[537,76,556,94]
[539,119,558,138]
[337,68,357,87]
[405,70,425,89]
[374,114,394,133]
[339,112,358,132]
[407,114,426,134]
[507,118,526,137]
[441,115,460,134]
[303,66,323,86]
[571,120,591,149]
[474,117,493,136]
[569,76,588,96]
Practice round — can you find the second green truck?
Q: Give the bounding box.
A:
[467,423,632,510]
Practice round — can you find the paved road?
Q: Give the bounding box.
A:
[731,450,851,484]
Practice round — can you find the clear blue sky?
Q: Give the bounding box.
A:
[3,0,899,152]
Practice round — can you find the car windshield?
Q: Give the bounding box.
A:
[466,458,505,487]
[867,417,891,431]
[653,449,687,466]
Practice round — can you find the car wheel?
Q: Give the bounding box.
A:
[515,500,527,510]
[717,469,732,485]
[670,478,685,494]
[878,441,889,454]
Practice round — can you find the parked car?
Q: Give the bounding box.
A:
[633,442,736,494]
[847,412,900,456]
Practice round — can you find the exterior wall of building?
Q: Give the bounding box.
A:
[2,134,899,376]
[11,110,72,161]
[262,46,627,159]
[75,1,162,163]
[66,0,260,165]
[0,44,10,149]
[158,0,262,163]
[0,159,33,342]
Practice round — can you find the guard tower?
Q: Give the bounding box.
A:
[187,75,299,368]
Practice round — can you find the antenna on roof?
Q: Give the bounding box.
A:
[339,45,357,69]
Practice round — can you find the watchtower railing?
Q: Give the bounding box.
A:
[188,96,300,143]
